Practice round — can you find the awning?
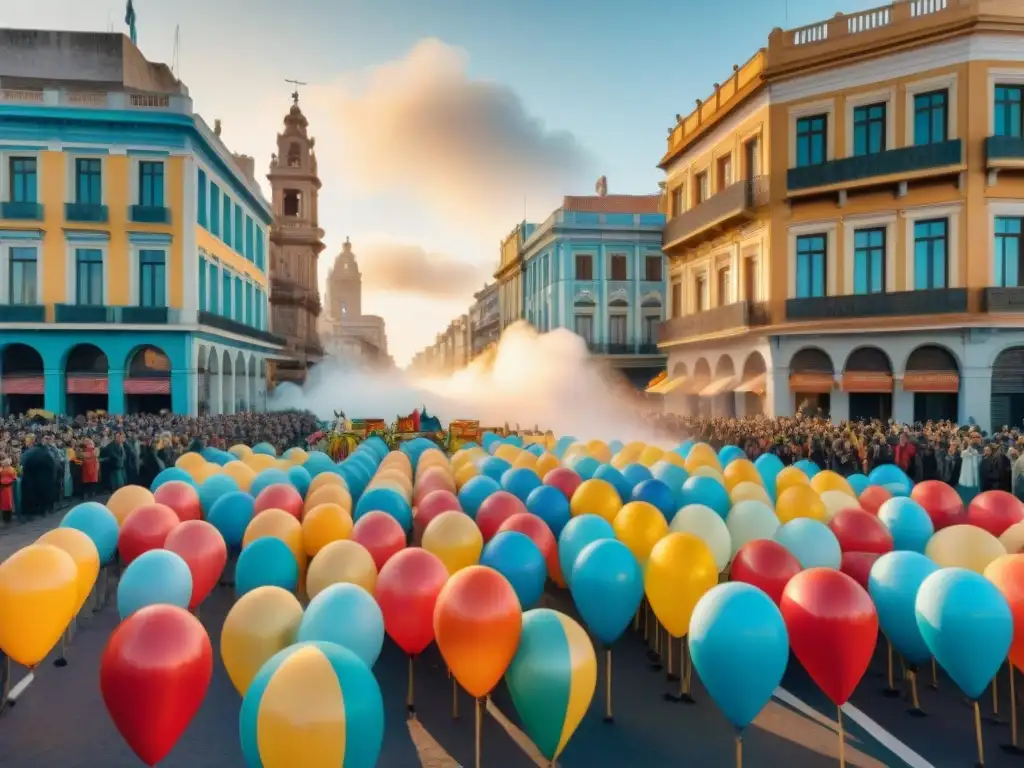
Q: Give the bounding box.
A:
[789,371,834,393]
[842,371,893,393]
[679,378,708,396]
[1,376,44,395]
[734,372,767,396]
[902,370,959,393]
[67,376,108,394]
[124,378,171,395]
[647,375,689,395]
[699,376,738,398]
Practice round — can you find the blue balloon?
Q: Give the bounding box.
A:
[151,467,195,492]
[792,459,820,479]
[286,465,312,498]
[621,463,653,492]
[593,464,633,501]
[869,464,910,488]
[505,434,524,448]
[678,476,731,519]
[847,473,870,496]
[608,440,623,455]
[773,519,841,569]
[252,442,277,457]
[558,514,615,588]
[303,452,336,477]
[502,467,543,503]
[117,549,192,619]
[236,537,299,597]
[481,531,547,610]
[250,468,291,499]
[552,436,576,459]
[573,456,601,481]
[868,551,939,666]
[754,453,784,498]
[482,432,501,452]
[202,447,235,466]
[570,539,643,645]
[916,568,1013,700]
[364,436,389,461]
[354,487,412,531]
[877,497,934,553]
[526,485,571,538]
[479,457,513,483]
[631,479,677,522]
[884,482,912,498]
[689,582,789,729]
[338,461,370,500]
[718,445,746,467]
[61,502,119,564]
[675,440,695,458]
[208,491,256,550]
[458,475,501,520]
[651,461,689,493]
[198,474,241,515]
[526,443,545,456]
[298,583,385,668]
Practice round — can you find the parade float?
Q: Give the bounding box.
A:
[315,408,483,458]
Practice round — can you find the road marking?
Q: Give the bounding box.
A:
[6,671,34,704]
[485,697,551,767]
[407,718,461,768]
[772,687,935,768]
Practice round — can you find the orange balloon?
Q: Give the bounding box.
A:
[535,453,560,479]
[106,485,156,526]
[433,565,523,698]
[985,554,1024,671]
[302,503,354,557]
[221,461,256,493]
[304,484,352,516]
[307,471,347,499]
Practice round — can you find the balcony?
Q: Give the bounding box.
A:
[0,304,45,322]
[130,205,170,224]
[64,203,108,223]
[785,288,968,321]
[984,287,1024,312]
[663,176,769,250]
[121,306,170,324]
[657,300,769,344]
[787,140,962,194]
[198,310,286,346]
[55,304,111,323]
[1,201,43,221]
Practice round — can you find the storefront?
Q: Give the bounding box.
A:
[992,346,1024,429]
[789,348,834,417]
[903,345,959,424]
[842,347,893,421]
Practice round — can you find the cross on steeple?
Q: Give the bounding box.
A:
[285,79,307,106]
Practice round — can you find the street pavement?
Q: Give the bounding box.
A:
[0,511,1020,766]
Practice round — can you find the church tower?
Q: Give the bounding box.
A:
[266,93,325,385]
[326,237,362,320]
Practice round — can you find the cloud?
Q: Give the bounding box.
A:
[319,39,595,232]
[357,239,491,300]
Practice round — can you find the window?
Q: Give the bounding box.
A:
[245,216,254,261]
[254,288,263,329]
[643,315,658,344]
[996,217,1024,288]
[671,281,682,317]
[744,255,759,301]
[75,248,103,305]
[645,255,662,282]
[914,90,948,146]
[208,262,219,314]
[671,186,684,217]
[222,271,232,317]
[574,314,594,344]
[245,282,254,325]
[717,154,733,189]
[796,115,828,167]
[695,274,708,312]
[197,170,208,227]
[608,314,628,346]
[75,158,102,205]
[283,189,301,217]
[199,254,207,311]
[795,234,827,298]
[995,85,1024,139]
[255,227,265,269]
[610,254,627,280]
[138,161,164,207]
[287,143,301,168]
[9,246,37,305]
[210,184,220,236]
[9,157,37,203]
[696,171,710,204]
[222,197,232,244]
[745,137,762,178]
[139,250,166,307]
[234,276,243,322]
[853,228,886,294]
[914,219,948,290]
[575,253,593,280]
[234,206,243,252]
[853,103,886,156]
[717,267,732,305]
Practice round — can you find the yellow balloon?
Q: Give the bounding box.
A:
[586,440,612,465]
[230,444,253,460]
[495,444,522,463]
[246,454,277,472]
[462,447,487,466]
[638,445,665,468]
[273,459,293,473]
[684,443,721,474]
[306,540,378,599]
[175,451,205,470]
[535,453,560,479]
[658,451,687,469]
[724,459,762,492]
[244,509,307,571]
[451,450,473,472]
[613,501,668,565]
[374,469,412,493]
[455,462,479,490]
[189,463,219,484]
[692,465,726,484]
[304,484,352,516]
[926,524,1007,573]
[819,491,861,522]
[621,441,646,457]
[644,532,717,638]
[422,510,483,575]
[810,470,855,498]
[610,449,636,470]
[775,466,810,496]
[730,481,773,506]
[512,452,539,471]
[0,544,78,667]
[775,485,827,524]
[302,503,353,557]
[307,471,348,499]
[222,461,257,493]
[369,478,412,502]
[569,479,622,524]
[37,528,99,614]
[284,447,308,466]
[106,485,156,526]
[220,585,303,695]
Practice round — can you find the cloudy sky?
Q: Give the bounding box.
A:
[6,0,881,364]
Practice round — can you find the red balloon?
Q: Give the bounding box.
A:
[118,503,180,565]
[781,568,878,706]
[968,490,1024,537]
[498,512,560,582]
[730,540,802,606]
[413,476,450,508]
[351,511,406,570]
[544,468,582,500]
[414,466,456,498]
[100,605,212,766]
[828,509,894,554]
[840,552,881,591]
[911,480,965,531]
[376,548,450,655]
[164,521,228,609]
[414,490,462,544]
[858,486,892,516]
[153,481,202,523]
[254,483,304,520]
[476,491,527,542]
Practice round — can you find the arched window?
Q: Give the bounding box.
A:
[287,142,301,168]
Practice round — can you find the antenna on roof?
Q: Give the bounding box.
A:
[172,24,180,79]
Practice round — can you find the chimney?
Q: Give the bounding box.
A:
[232,153,256,183]
[214,119,222,137]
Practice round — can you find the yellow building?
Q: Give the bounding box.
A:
[657,0,1024,432]
[495,222,528,331]
[0,29,282,417]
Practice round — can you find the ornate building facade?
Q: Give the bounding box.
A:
[266,95,324,385]
[318,238,390,367]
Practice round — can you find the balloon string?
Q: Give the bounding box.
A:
[931,659,939,690]
[475,697,483,768]
[837,706,846,768]
[1012,664,1019,748]
[735,732,743,768]
[452,676,459,719]
[605,648,613,722]
[406,656,415,717]
[910,671,921,712]
[974,700,985,766]
[886,638,894,691]
[993,673,1000,718]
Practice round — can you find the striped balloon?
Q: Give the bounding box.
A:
[239,641,383,768]
[504,609,596,761]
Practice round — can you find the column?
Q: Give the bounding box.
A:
[831,388,850,423]
[44,369,64,415]
[768,367,791,419]
[891,385,914,426]
[959,366,992,432]
[178,154,199,324]
[107,369,125,415]
[225,366,236,415]
[171,368,191,416]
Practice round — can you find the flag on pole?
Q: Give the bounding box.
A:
[125,0,137,45]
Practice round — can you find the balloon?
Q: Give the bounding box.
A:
[776,466,810,496]
[222,461,257,492]
[731,481,772,506]
[434,565,523,698]
[151,480,203,524]
[254,483,304,521]
[793,459,821,479]
[413,490,461,544]
[613,500,668,565]
[731,540,801,606]
[877,497,934,553]
[723,459,761,492]
[968,490,1024,537]
[499,512,560,583]
[298,582,385,668]
[286,465,312,498]
[422,510,484,575]
[243,508,305,573]
[569,479,622,524]
[911,479,966,531]
[828,509,893,554]
[984,554,1024,671]
[117,549,193,620]
[164,520,227,609]
[868,551,938,666]
[250,468,291,499]
[684,443,721,473]
[195,475,240,518]
[678,476,730,519]
[351,510,406,571]
[773,518,841,570]
[781,568,878,705]
[307,539,378,599]
[621,463,654,491]
[689,582,789,729]
[308,470,347,497]
[651,461,689,493]
[840,552,880,591]
[302,503,353,557]
[236,537,299,597]
[670,504,731,572]
[0,543,78,667]
[151,467,196,493]
[37,527,99,614]
[846,474,870,496]
[819,491,861,522]
[810,470,854,497]
[375,548,449,656]
[754,453,784,496]
[239,641,384,768]
[457,475,501,519]
[477,491,528,541]
[504,609,596,761]
[61,501,119,564]
[1003,522,1024,554]
[107,485,157,525]
[355,487,413,532]
[926,524,1006,573]
[118,503,180,565]
[481,531,547,609]
[775,485,826,524]
[645,532,717,637]
[304,483,353,516]
[479,457,513,484]
[916,568,1013,699]
[545,467,583,500]
[631,479,676,521]
[221,585,303,695]
[502,466,543,503]
[570,538,643,645]
[572,456,601,481]
[725,499,779,557]
[252,441,277,456]
[870,465,913,495]
[593,464,633,501]
[526,484,572,538]
[208,491,255,550]
[558,514,615,588]
[859,485,893,515]
[718,444,746,467]
[101,606,212,767]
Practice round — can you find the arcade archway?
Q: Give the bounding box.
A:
[65,344,109,416]
[904,345,959,424]
[843,346,893,422]
[1,344,44,416]
[125,345,172,414]
[789,347,834,417]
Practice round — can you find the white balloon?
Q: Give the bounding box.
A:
[819,490,860,522]
[729,481,772,505]
[671,504,731,572]
[774,519,842,570]
[692,465,725,484]
[725,500,780,557]
[1000,521,1024,555]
